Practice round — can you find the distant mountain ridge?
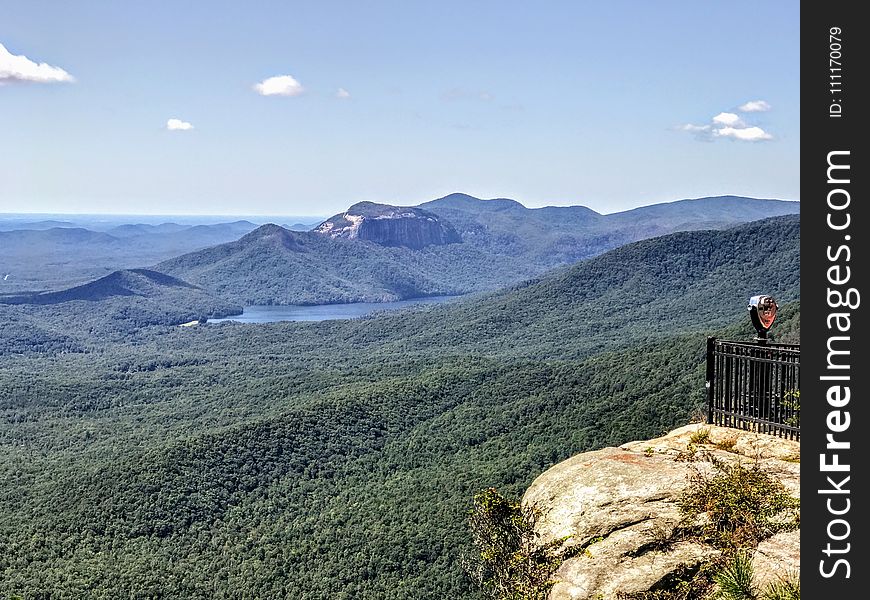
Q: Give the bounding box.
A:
[0,227,121,246]
[1,193,798,306]
[421,192,603,223]
[159,194,797,305]
[0,219,77,231]
[0,221,262,294]
[420,193,798,262]
[421,192,796,219]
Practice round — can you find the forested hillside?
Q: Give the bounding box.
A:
[0,270,240,346]
[156,223,536,305]
[317,215,799,359]
[0,216,799,599]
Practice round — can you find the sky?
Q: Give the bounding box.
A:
[0,1,799,216]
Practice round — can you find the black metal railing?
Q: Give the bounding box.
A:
[706,337,800,440]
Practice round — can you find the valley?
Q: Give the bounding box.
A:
[0,211,799,599]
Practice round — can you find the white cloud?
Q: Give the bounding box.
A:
[712,112,743,126]
[254,74,304,96]
[678,104,773,142]
[739,100,771,112]
[714,126,772,141]
[166,118,194,131]
[336,87,350,99]
[0,42,75,84]
[679,124,711,133]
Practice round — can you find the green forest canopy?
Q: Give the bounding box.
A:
[0,216,799,599]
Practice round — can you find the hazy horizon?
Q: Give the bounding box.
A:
[0,192,800,220]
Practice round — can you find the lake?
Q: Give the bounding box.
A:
[209,295,460,323]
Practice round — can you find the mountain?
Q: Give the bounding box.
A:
[176,220,259,237]
[0,227,126,292]
[418,193,603,260]
[421,192,797,225]
[0,226,120,246]
[285,222,312,231]
[420,193,799,264]
[107,223,191,236]
[0,269,240,332]
[611,194,800,224]
[0,219,77,231]
[1,269,197,305]
[314,201,461,249]
[159,196,798,306]
[421,192,602,225]
[0,194,797,301]
[156,224,489,305]
[6,215,800,354]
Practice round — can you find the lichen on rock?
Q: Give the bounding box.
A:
[522,424,800,599]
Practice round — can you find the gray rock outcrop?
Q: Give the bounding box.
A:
[314,202,461,249]
[522,423,800,599]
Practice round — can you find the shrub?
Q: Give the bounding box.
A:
[678,459,799,548]
[763,577,800,600]
[712,551,756,599]
[782,390,800,428]
[465,487,568,600]
[689,428,712,445]
[711,552,800,600]
[714,436,738,453]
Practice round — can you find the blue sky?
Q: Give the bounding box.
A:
[1,1,799,216]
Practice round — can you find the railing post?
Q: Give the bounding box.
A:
[706,336,716,424]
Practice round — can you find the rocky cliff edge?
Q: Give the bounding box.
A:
[522,423,800,599]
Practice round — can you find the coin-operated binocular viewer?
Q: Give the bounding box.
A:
[748,295,778,345]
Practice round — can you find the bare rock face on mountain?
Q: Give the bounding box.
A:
[314,202,461,249]
[522,424,800,599]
